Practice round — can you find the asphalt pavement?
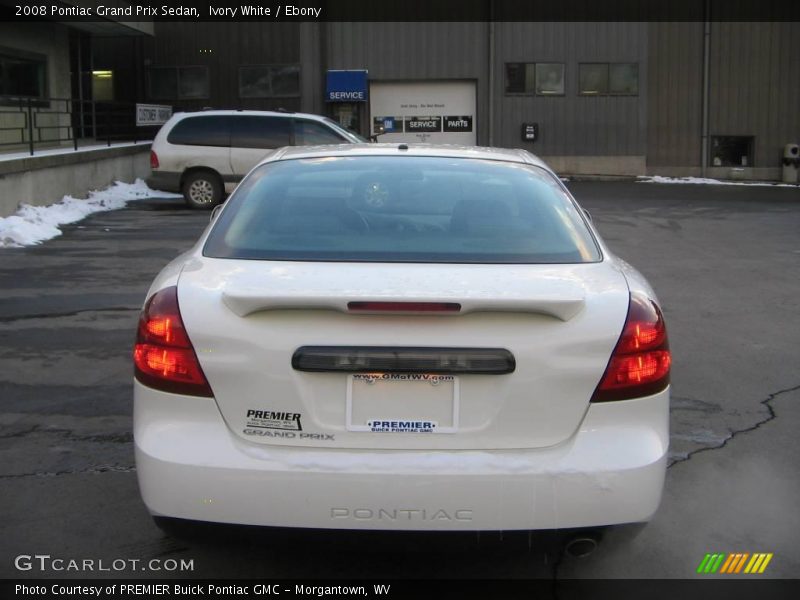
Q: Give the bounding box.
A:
[1,181,798,580]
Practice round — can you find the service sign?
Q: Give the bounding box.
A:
[326,70,369,102]
[136,104,172,127]
[405,116,442,132]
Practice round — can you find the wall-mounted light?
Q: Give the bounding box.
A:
[92,70,113,79]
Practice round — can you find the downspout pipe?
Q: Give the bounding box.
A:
[487,1,495,147]
[700,0,711,176]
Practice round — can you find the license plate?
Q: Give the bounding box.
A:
[346,373,459,433]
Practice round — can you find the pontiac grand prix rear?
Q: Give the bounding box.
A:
[133,145,670,532]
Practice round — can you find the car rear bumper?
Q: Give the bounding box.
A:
[146,171,182,194]
[134,380,669,531]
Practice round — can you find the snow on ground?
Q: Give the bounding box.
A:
[638,175,797,188]
[0,179,182,248]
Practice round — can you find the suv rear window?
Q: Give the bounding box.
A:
[231,115,292,149]
[167,114,295,149]
[167,116,231,147]
[204,156,600,264]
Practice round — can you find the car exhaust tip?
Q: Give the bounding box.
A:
[564,535,599,558]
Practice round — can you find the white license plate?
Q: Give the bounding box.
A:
[346,373,459,433]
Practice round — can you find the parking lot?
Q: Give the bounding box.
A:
[1,180,798,579]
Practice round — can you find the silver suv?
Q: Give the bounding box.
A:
[147,110,365,209]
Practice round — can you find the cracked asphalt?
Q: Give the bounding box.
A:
[1,181,798,579]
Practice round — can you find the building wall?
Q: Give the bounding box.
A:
[91,36,144,105]
[324,22,490,144]
[298,22,324,115]
[140,22,303,112]
[85,20,800,180]
[494,21,648,163]
[0,22,71,147]
[646,21,704,172]
[708,21,800,171]
[646,19,800,179]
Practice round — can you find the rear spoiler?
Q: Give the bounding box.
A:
[222,291,585,321]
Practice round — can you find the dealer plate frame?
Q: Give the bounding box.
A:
[345,373,460,434]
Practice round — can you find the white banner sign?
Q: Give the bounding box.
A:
[369,81,476,145]
[136,104,172,127]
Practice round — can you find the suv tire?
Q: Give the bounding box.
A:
[182,170,223,210]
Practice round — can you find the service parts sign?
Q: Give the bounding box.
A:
[370,81,477,145]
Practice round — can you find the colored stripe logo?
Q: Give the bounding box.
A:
[696,553,773,574]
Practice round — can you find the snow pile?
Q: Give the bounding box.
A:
[638,175,796,188]
[0,179,181,248]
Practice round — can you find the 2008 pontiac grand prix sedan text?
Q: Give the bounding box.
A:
[133,143,671,533]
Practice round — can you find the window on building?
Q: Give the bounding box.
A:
[148,68,177,100]
[294,119,347,145]
[711,136,754,167]
[579,63,609,95]
[505,63,564,95]
[178,66,209,99]
[148,66,209,100]
[0,48,47,99]
[535,63,565,95]
[579,62,639,96]
[609,63,639,94]
[505,63,533,94]
[92,70,114,101]
[238,65,301,98]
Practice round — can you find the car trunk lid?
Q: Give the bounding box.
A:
[177,258,629,450]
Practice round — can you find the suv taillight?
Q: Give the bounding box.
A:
[134,286,213,397]
[591,293,671,402]
[150,150,159,169]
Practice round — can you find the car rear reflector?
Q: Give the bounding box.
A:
[590,293,671,402]
[150,150,159,169]
[292,346,515,374]
[348,301,461,313]
[134,286,213,397]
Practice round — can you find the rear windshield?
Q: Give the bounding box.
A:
[203,156,601,264]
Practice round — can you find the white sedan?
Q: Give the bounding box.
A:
[134,144,670,541]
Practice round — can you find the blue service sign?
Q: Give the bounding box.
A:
[326,70,368,102]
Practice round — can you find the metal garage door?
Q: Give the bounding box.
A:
[370,81,477,145]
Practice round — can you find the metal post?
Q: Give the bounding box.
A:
[77,36,85,139]
[72,99,78,150]
[106,104,111,146]
[91,99,97,141]
[27,98,34,156]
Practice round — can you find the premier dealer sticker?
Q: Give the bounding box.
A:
[367,420,438,433]
[245,409,302,431]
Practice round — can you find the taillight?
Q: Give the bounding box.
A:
[133,286,213,397]
[591,293,671,402]
[150,150,159,169]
